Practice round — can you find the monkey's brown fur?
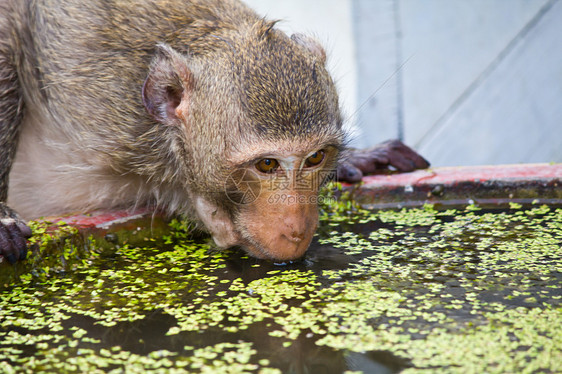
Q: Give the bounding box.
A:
[0,0,428,263]
[0,0,344,261]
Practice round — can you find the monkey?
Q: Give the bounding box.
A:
[0,0,428,264]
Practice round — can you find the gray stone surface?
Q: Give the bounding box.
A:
[415,0,562,166]
[242,0,562,166]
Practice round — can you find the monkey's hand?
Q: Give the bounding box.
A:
[0,202,32,264]
[337,139,430,183]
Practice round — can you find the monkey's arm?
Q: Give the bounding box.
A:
[337,139,430,182]
[0,121,31,265]
[0,25,32,263]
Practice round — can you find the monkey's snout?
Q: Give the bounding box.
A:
[260,220,315,261]
[235,222,315,262]
[264,234,312,261]
[283,230,305,243]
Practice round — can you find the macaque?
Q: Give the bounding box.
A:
[0,0,428,264]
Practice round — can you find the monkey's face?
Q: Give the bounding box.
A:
[141,29,344,261]
[193,142,339,261]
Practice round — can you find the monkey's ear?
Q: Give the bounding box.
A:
[291,34,327,65]
[142,43,194,124]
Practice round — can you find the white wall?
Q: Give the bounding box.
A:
[243,0,562,167]
[408,0,562,166]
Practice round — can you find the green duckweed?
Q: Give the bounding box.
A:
[0,202,560,373]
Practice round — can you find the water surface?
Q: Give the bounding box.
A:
[1,203,560,373]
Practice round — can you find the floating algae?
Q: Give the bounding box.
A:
[0,202,561,373]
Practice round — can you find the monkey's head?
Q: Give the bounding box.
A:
[142,21,344,261]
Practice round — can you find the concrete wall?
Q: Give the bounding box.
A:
[243,0,562,167]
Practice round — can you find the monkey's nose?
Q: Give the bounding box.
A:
[269,223,312,260]
[244,203,319,261]
[284,231,305,243]
[281,217,308,244]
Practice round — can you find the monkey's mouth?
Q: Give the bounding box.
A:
[235,233,313,262]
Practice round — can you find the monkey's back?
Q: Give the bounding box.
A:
[13,0,256,141]
[6,0,260,217]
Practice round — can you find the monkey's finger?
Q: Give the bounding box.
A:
[349,157,382,174]
[394,148,429,170]
[336,162,364,183]
[412,153,430,169]
[16,222,33,238]
[0,222,17,264]
[342,147,387,173]
[0,219,29,263]
[385,140,430,170]
[388,151,430,171]
[19,243,28,261]
[8,224,28,261]
[387,154,417,172]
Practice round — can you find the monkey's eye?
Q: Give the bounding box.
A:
[256,158,279,173]
[304,150,325,168]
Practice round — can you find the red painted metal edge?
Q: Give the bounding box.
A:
[360,163,562,187]
[42,208,152,230]
[353,163,562,207]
